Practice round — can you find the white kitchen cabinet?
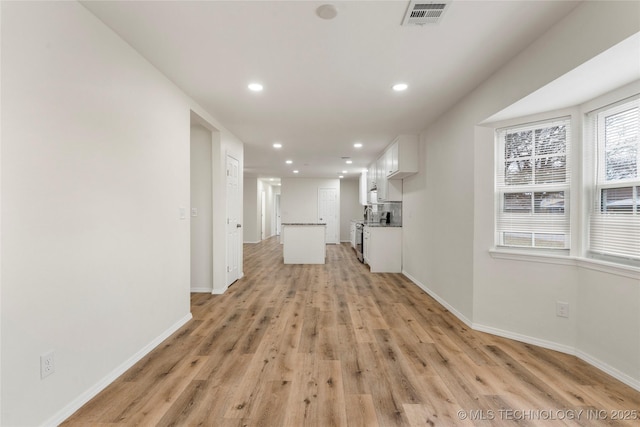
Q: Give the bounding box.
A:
[386,135,418,179]
[376,155,386,201]
[363,226,401,273]
[359,170,368,205]
[388,142,399,175]
[367,162,377,203]
[367,162,376,191]
[376,152,402,202]
[350,221,356,248]
[383,179,402,201]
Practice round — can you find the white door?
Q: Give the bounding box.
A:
[275,194,281,236]
[318,188,338,244]
[226,155,240,286]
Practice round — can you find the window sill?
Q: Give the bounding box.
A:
[489,248,640,280]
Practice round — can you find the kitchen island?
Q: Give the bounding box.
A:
[281,223,326,264]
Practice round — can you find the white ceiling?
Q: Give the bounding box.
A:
[486,32,640,123]
[82,0,582,180]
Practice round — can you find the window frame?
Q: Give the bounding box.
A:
[495,117,571,252]
[587,96,640,263]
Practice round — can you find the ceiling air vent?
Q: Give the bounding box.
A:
[402,1,450,26]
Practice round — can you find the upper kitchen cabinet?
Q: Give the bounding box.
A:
[359,170,368,205]
[367,162,376,191]
[376,155,385,198]
[385,135,419,179]
[376,154,402,202]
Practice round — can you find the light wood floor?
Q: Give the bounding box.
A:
[64,237,640,426]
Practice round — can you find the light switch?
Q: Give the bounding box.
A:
[179,207,187,220]
[191,208,198,217]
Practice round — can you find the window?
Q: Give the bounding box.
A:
[495,118,571,250]
[588,97,640,260]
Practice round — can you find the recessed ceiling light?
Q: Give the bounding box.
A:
[346,160,353,164]
[293,170,299,174]
[353,143,363,148]
[248,83,263,92]
[339,175,344,179]
[286,160,293,164]
[342,170,348,174]
[392,83,408,92]
[273,142,282,148]
[269,178,274,181]
[316,4,338,20]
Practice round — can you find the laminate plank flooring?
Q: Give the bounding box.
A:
[64,237,640,426]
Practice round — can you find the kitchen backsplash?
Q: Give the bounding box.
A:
[364,202,402,226]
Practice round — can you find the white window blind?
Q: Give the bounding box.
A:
[495,118,571,250]
[587,97,640,261]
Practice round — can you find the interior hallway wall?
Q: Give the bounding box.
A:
[190,124,213,292]
[243,177,259,243]
[1,2,245,424]
[402,0,640,389]
[340,179,362,242]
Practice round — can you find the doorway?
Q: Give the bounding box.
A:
[190,124,213,292]
[226,154,241,286]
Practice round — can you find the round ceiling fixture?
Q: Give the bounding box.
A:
[316,4,338,20]
[393,83,408,92]
[248,83,263,92]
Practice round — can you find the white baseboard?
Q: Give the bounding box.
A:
[44,313,193,426]
[472,323,575,356]
[190,286,212,293]
[402,270,472,328]
[212,284,229,295]
[576,349,640,392]
[243,240,261,244]
[472,323,640,392]
[213,274,244,295]
[402,270,640,393]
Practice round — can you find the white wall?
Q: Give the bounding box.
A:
[243,177,259,243]
[272,186,281,235]
[281,178,340,223]
[243,179,278,243]
[403,0,640,389]
[340,179,362,242]
[190,125,213,292]
[260,181,275,239]
[0,2,243,425]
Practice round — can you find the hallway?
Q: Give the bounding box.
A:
[64,238,640,426]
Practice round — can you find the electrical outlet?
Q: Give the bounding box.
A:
[556,301,570,318]
[41,351,55,379]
